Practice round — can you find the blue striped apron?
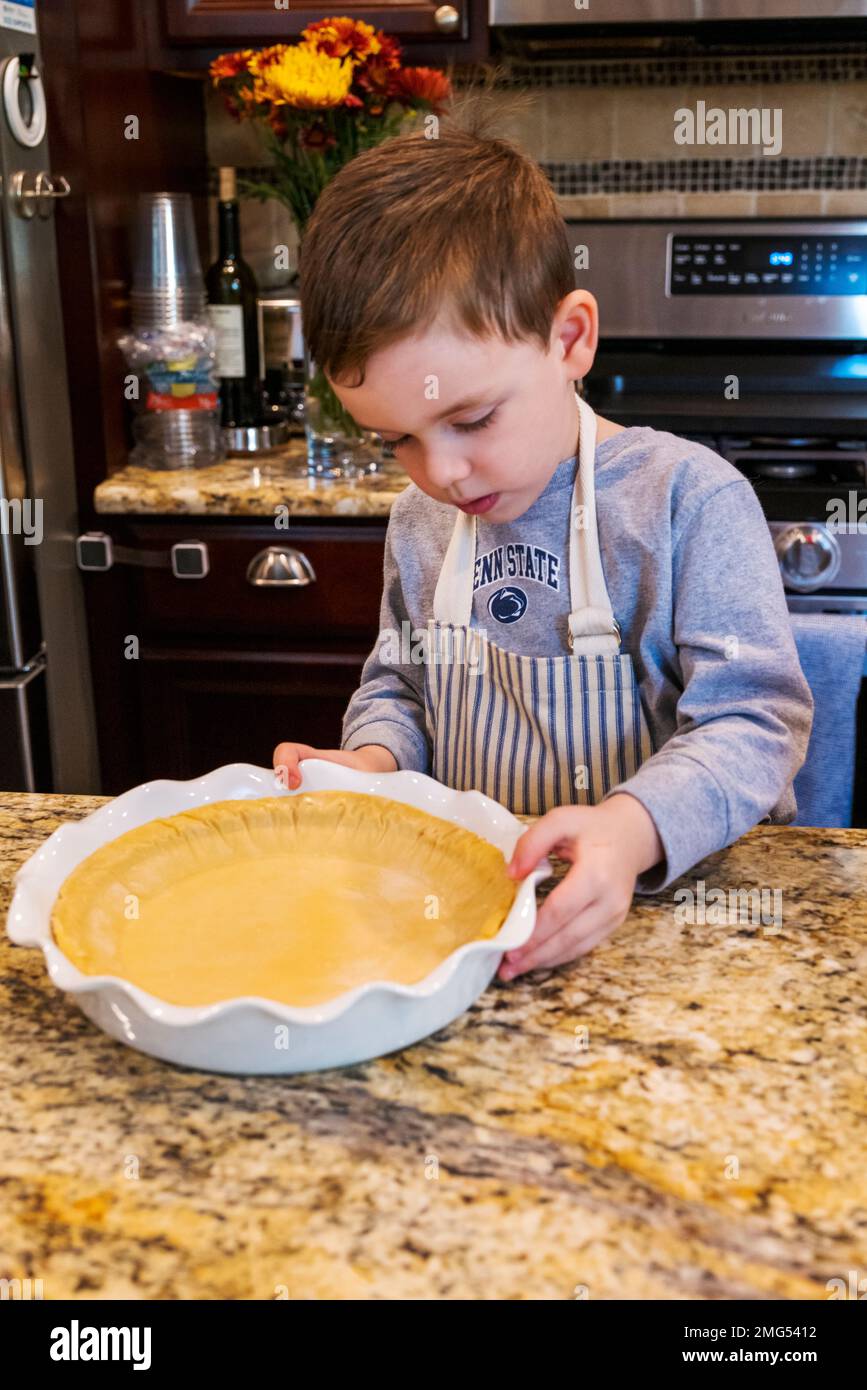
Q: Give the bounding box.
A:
[422,392,654,816]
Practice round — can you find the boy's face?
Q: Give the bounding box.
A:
[326,290,600,525]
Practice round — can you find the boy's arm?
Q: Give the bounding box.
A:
[603,477,814,894]
[340,513,431,773]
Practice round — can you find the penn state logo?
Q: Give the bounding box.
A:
[488,586,527,625]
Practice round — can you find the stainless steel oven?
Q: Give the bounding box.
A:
[572,218,867,824]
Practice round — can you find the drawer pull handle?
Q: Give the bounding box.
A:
[246,546,316,587]
[434,5,461,33]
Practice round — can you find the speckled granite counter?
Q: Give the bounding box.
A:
[93,440,410,517]
[2,792,867,1300]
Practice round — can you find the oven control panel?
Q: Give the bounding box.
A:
[669,234,867,295]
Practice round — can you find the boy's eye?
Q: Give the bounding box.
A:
[456,408,498,435]
[386,408,498,450]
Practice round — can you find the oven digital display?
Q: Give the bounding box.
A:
[669,235,867,295]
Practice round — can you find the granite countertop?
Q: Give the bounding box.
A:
[94,439,411,518]
[2,791,867,1300]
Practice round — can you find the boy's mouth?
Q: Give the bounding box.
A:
[455,492,500,515]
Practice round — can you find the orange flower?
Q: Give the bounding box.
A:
[355,56,399,102]
[302,16,381,64]
[299,122,338,153]
[393,66,452,111]
[248,45,290,77]
[209,49,254,83]
[375,34,404,70]
[220,82,257,124]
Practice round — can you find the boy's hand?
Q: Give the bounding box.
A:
[498,793,664,980]
[272,741,398,790]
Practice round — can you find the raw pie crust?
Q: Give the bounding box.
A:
[50,791,517,1007]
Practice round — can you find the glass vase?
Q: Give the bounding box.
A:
[302,344,383,479]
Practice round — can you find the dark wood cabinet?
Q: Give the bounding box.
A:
[39,0,212,521]
[162,0,490,62]
[83,517,387,792]
[138,647,372,780]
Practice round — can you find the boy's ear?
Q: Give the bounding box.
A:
[553,290,599,380]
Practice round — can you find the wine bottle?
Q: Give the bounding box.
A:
[205,167,260,429]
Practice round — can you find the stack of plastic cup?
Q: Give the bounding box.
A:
[130,192,207,326]
[125,192,223,469]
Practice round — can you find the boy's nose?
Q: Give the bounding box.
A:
[419,446,471,494]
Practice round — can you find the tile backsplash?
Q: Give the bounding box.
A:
[204,55,867,286]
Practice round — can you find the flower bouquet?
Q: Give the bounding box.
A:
[210,17,452,475]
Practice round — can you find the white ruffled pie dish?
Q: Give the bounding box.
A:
[6,761,550,1074]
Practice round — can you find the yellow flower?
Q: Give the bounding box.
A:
[253,45,353,109]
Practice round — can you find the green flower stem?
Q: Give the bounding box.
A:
[306,363,363,440]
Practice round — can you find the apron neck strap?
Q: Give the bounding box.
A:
[567,392,621,655]
[432,385,620,653]
[432,497,477,627]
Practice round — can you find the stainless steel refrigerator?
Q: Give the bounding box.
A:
[0,5,98,791]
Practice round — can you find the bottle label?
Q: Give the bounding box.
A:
[145,391,218,411]
[208,304,246,377]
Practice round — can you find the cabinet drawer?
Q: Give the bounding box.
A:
[162,0,490,64]
[121,522,387,642]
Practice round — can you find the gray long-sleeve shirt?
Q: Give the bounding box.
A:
[341,426,814,893]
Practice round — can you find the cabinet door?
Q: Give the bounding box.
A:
[137,646,370,781]
[163,1,487,58]
[82,519,390,793]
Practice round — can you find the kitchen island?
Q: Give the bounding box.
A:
[2,792,866,1300]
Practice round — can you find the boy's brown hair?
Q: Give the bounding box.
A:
[298,90,575,388]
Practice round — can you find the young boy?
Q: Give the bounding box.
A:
[273,120,813,981]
